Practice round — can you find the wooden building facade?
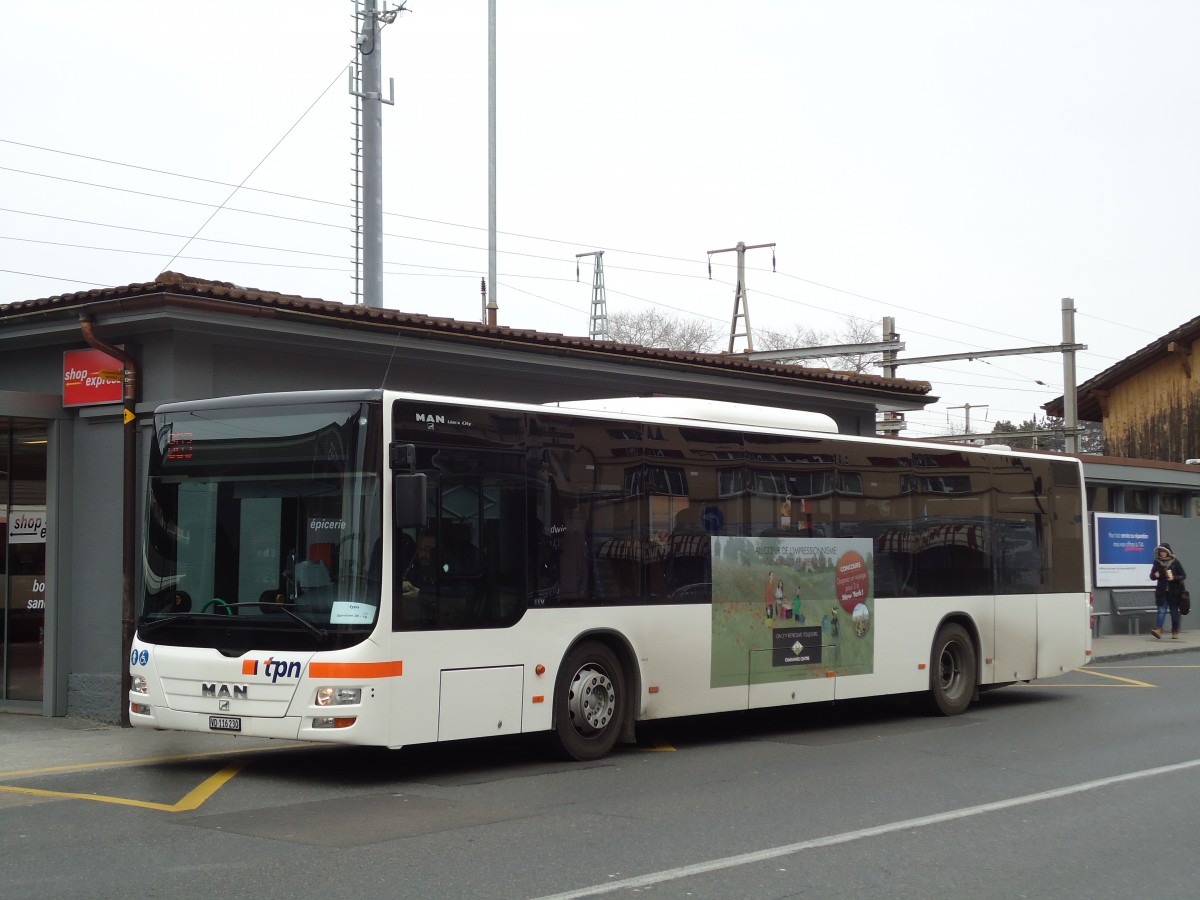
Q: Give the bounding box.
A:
[1047,314,1200,462]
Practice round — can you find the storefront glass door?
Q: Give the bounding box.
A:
[1,418,48,702]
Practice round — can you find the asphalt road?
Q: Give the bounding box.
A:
[3,651,1200,899]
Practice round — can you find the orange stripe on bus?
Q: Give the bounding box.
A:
[308,661,403,678]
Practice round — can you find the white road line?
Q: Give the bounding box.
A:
[531,757,1200,899]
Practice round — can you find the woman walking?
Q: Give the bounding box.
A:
[1150,542,1187,640]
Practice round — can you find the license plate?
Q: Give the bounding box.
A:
[209,716,241,732]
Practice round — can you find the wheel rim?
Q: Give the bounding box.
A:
[938,640,966,701]
[566,664,615,736]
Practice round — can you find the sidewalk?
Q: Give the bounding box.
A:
[1090,628,1195,662]
[0,712,291,781]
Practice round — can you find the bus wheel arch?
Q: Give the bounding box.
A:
[927,617,978,716]
[552,632,637,761]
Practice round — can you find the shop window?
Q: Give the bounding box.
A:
[1125,490,1150,514]
[1086,485,1114,513]
[3,417,49,703]
[1160,493,1183,516]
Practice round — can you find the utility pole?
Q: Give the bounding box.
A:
[948,403,988,435]
[576,251,609,340]
[350,0,399,308]
[885,300,1087,445]
[1062,297,1080,453]
[708,241,775,353]
[878,316,905,434]
[488,0,498,318]
[481,277,497,326]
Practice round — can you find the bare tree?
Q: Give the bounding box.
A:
[757,316,882,373]
[755,323,827,352]
[608,308,723,352]
[987,417,1105,454]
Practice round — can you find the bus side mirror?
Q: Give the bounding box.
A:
[393,473,428,530]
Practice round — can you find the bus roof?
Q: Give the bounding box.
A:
[544,397,838,433]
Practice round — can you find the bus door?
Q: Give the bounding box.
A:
[392,444,533,746]
[396,447,530,631]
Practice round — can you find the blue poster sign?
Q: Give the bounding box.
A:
[1094,512,1159,587]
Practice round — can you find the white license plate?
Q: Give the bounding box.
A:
[209,716,241,732]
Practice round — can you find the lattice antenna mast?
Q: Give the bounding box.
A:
[707,241,775,353]
[576,251,609,340]
[350,3,364,305]
[350,0,401,307]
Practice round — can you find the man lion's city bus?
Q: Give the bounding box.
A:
[129,390,1091,760]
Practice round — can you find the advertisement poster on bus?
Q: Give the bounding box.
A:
[710,536,874,688]
[1093,512,1158,587]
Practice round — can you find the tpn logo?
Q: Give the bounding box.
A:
[242,657,303,682]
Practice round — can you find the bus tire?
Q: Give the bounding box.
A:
[927,622,976,716]
[554,642,626,761]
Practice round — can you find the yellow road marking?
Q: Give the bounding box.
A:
[0,761,247,811]
[1090,664,1200,669]
[1019,683,1149,688]
[0,742,318,812]
[1074,668,1155,687]
[1020,667,1154,688]
[629,743,676,752]
[0,741,310,780]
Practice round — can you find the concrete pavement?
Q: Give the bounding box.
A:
[0,709,293,785]
[1088,627,1196,661]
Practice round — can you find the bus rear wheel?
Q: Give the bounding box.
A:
[554,642,625,761]
[928,622,976,716]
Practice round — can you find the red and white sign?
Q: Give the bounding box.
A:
[835,549,869,613]
[63,348,123,407]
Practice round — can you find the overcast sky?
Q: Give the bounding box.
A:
[3,1,1198,441]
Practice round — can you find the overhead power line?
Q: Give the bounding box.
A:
[0,148,1137,375]
[158,62,351,275]
[0,142,1133,390]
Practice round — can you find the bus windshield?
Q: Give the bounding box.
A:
[139,398,383,652]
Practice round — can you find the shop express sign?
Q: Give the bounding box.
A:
[63,348,124,407]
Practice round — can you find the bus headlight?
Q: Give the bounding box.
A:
[315,687,361,706]
[131,674,148,694]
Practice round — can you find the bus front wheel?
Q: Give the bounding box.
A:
[928,623,976,716]
[554,642,625,761]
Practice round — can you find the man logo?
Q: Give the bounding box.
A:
[219,699,230,711]
[202,683,248,700]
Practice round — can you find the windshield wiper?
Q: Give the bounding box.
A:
[137,603,328,643]
[138,613,204,636]
[239,601,328,643]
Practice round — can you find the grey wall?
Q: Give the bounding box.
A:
[65,409,126,721]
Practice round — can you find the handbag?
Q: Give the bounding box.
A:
[1181,590,1191,616]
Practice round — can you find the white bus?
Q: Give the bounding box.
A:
[129,389,1091,760]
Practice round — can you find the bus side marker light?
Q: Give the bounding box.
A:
[918,663,927,670]
[648,686,659,694]
[532,695,544,703]
[535,664,546,676]
[985,658,993,665]
[825,671,835,678]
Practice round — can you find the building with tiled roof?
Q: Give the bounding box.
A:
[0,272,936,720]
[1045,313,1200,463]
